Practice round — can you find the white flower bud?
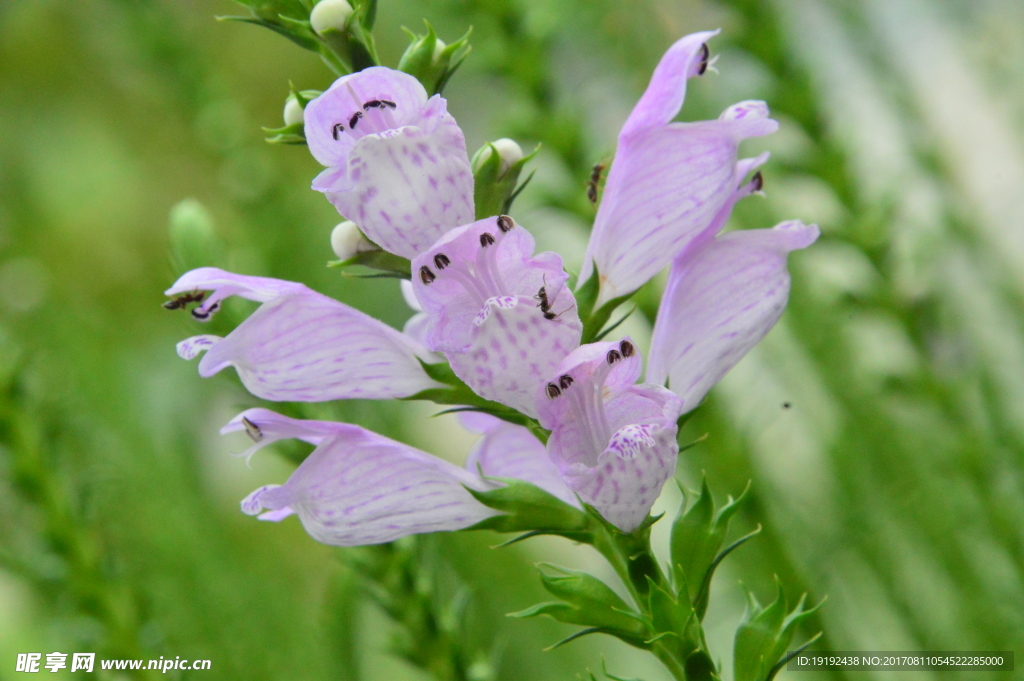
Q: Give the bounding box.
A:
[473,138,523,176]
[310,0,353,36]
[283,96,304,127]
[331,220,373,260]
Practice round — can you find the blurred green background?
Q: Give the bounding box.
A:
[1,0,1023,679]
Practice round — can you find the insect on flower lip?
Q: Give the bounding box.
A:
[433,253,451,270]
[163,290,206,310]
[363,99,397,110]
[241,416,263,442]
[419,266,436,285]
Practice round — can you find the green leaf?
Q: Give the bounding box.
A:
[670,478,752,618]
[733,581,824,681]
[398,22,472,95]
[328,249,411,277]
[262,121,306,145]
[535,564,647,637]
[466,478,589,537]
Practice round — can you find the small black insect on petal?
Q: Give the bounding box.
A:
[433,253,451,270]
[698,43,710,75]
[543,311,557,320]
[349,110,363,129]
[419,266,436,285]
[546,382,562,399]
[241,416,263,442]
[558,374,574,390]
[751,171,764,192]
[479,232,496,247]
[619,340,635,357]
[497,215,514,233]
[606,348,622,364]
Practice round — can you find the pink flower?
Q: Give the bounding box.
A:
[410,215,582,417]
[580,32,778,308]
[536,339,683,532]
[305,67,474,259]
[168,268,441,401]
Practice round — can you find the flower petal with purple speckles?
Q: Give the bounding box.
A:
[305,68,474,259]
[579,29,779,308]
[535,338,683,531]
[234,410,500,546]
[411,216,582,415]
[647,220,820,410]
[460,413,580,507]
[169,268,442,401]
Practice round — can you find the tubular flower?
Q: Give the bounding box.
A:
[411,215,582,417]
[580,31,779,308]
[168,268,441,401]
[648,221,819,409]
[228,409,500,546]
[459,412,580,507]
[305,67,475,259]
[536,339,683,532]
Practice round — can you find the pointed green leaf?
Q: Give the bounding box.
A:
[466,478,589,537]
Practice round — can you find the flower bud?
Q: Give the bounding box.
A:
[471,138,523,177]
[310,0,353,36]
[168,199,224,274]
[470,139,537,219]
[330,220,373,260]
[283,95,305,127]
[397,22,471,95]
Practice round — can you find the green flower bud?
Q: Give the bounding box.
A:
[397,22,471,95]
[168,199,224,274]
[471,138,523,176]
[310,0,353,36]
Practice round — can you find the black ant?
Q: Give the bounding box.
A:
[535,280,574,320]
[163,290,206,310]
[587,162,606,204]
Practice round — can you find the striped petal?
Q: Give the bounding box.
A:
[235,411,499,546]
[647,220,820,410]
[168,268,441,401]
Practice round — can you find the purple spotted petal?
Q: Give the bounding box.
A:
[579,30,778,308]
[411,216,582,415]
[535,339,683,531]
[235,410,499,546]
[168,268,441,401]
[647,220,820,409]
[460,413,579,507]
[305,67,474,258]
